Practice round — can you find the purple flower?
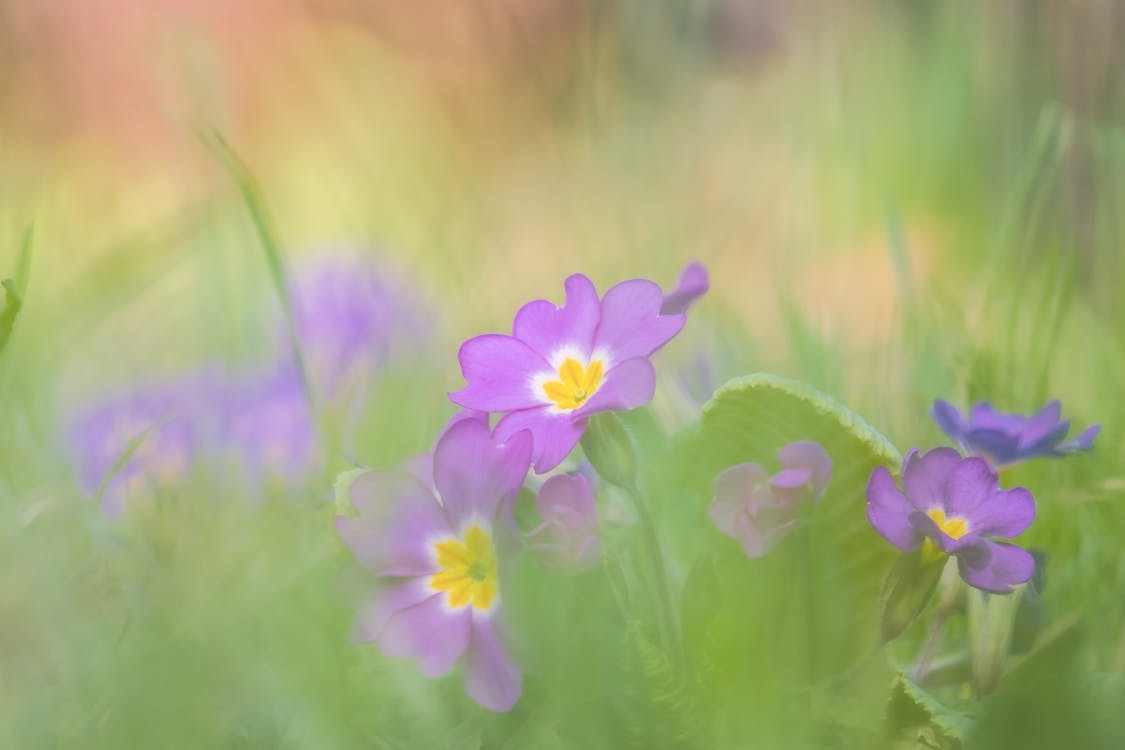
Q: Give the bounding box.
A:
[450,273,687,472]
[660,261,710,315]
[67,377,215,516]
[866,447,1036,594]
[525,473,600,572]
[220,366,322,486]
[335,418,533,712]
[283,255,430,402]
[932,399,1099,468]
[710,441,832,558]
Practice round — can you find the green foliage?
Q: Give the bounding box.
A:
[616,620,702,750]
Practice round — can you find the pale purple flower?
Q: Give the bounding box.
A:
[335,418,533,712]
[220,366,322,486]
[526,473,600,572]
[932,399,1099,468]
[283,255,430,402]
[450,273,688,473]
[866,447,1036,594]
[67,377,216,516]
[710,441,832,558]
[660,261,710,315]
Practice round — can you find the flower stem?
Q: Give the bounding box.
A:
[623,483,682,666]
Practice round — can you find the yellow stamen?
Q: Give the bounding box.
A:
[543,358,604,410]
[927,507,969,540]
[431,524,498,611]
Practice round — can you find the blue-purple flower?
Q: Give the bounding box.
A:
[525,473,600,572]
[67,377,216,516]
[335,418,533,712]
[710,441,832,558]
[866,447,1036,594]
[932,399,1099,468]
[450,271,693,473]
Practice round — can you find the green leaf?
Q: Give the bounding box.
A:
[0,223,34,355]
[888,673,974,745]
[680,553,721,667]
[333,468,368,518]
[94,422,163,505]
[691,373,903,681]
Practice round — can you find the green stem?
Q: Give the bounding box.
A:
[622,483,681,666]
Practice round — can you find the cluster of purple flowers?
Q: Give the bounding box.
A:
[335,264,708,711]
[334,258,1102,712]
[67,254,427,515]
[863,399,1098,593]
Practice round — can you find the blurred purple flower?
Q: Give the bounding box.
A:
[660,261,710,315]
[932,399,1099,468]
[335,418,532,712]
[67,378,215,516]
[450,273,687,473]
[220,366,322,487]
[283,255,430,403]
[526,473,600,573]
[866,447,1036,594]
[710,441,832,558]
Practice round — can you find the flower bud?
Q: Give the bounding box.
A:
[580,412,636,487]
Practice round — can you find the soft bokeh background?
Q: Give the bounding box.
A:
[1,1,1122,747]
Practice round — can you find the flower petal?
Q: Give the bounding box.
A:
[495,407,586,474]
[593,279,686,362]
[968,402,1025,433]
[660,261,709,315]
[966,486,1035,539]
[943,456,999,518]
[463,615,522,712]
[1015,400,1062,449]
[512,274,600,363]
[450,334,551,412]
[1059,424,1100,452]
[536,473,597,528]
[902,447,962,509]
[339,470,450,577]
[378,593,471,677]
[575,357,656,416]
[962,428,1023,465]
[956,541,1035,594]
[712,463,768,514]
[866,466,922,551]
[433,418,532,527]
[931,399,969,443]
[776,440,833,497]
[353,579,436,643]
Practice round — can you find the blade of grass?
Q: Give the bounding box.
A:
[0,223,35,355]
[198,128,315,411]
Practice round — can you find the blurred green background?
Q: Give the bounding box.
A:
[1,1,1122,747]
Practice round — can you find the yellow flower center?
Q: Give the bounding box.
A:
[543,357,604,411]
[431,524,499,611]
[927,507,969,540]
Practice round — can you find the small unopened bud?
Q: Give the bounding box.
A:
[580,412,636,487]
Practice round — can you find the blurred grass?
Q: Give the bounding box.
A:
[1,1,1123,747]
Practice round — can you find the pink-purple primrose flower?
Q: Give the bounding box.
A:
[932,399,1099,468]
[660,261,710,316]
[525,473,600,573]
[866,447,1036,594]
[450,271,698,473]
[335,418,532,712]
[710,441,832,558]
